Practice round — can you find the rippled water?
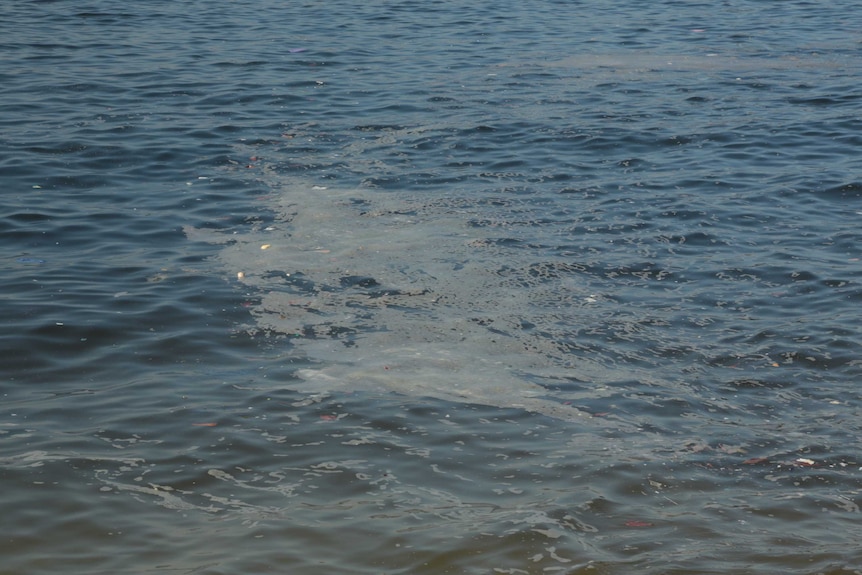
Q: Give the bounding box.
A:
[3,1,862,573]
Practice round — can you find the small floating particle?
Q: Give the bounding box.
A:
[795,458,816,467]
[320,415,337,421]
[17,257,46,264]
[192,422,218,427]
[742,457,769,465]
[624,520,654,527]
[289,48,307,53]
[237,271,245,279]
[260,244,271,250]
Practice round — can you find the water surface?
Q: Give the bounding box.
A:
[2,1,862,573]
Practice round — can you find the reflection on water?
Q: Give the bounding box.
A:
[192,163,639,421]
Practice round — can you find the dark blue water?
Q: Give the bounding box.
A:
[2,1,862,574]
